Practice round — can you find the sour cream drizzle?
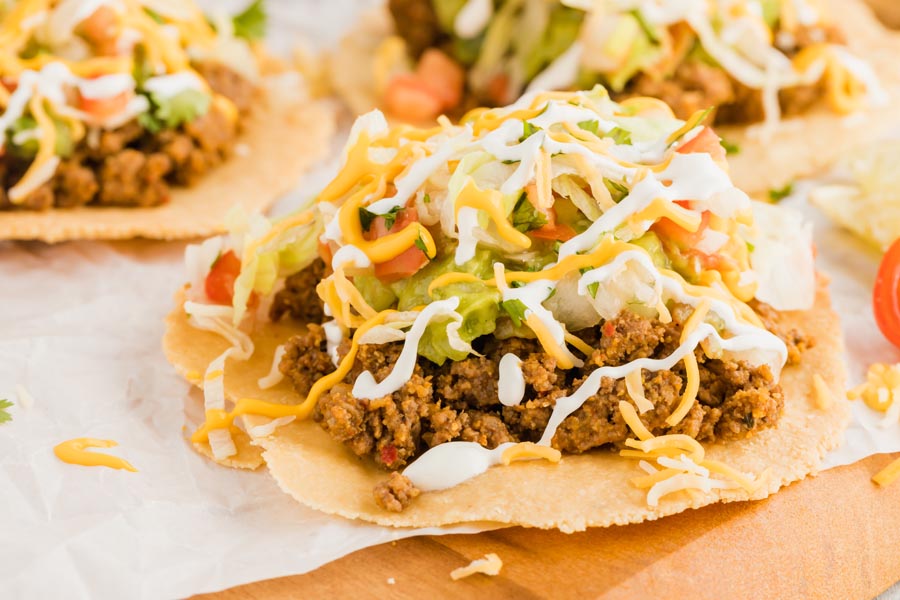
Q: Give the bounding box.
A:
[498,354,525,407]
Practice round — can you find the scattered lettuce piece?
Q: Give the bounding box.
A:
[500,298,528,326]
[0,399,12,424]
[8,115,73,158]
[232,0,267,41]
[139,89,211,133]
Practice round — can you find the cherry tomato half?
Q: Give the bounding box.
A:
[873,238,900,348]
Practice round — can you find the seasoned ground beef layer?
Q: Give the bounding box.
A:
[0,62,255,211]
[272,261,812,513]
[387,0,844,123]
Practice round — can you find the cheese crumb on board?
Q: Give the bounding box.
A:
[450,553,503,580]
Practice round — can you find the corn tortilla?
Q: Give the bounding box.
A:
[164,279,850,532]
[330,0,900,195]
[0,90,335,243]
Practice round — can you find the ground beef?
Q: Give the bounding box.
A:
[280,299,798,484]
[194,61,257,114]
[388,0,444,59]
[385,2,848,125]
[373,472,420,512]
[1,62,254,211]
[270,259,327,323]
[749,299,814,365]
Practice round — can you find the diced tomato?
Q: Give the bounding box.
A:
[652,209,711,249]
[384,73,443,123]
[531,222,577,241]
[78,6,120,54]
[676,126,727,166]
[380,444,398,466]
[204,250,242,305]
[415,49,464,110]
[317,240,334,267]
[873,238,900,348]
[365,207,429,283]
[79,90,130,120]
[487,73,511,105]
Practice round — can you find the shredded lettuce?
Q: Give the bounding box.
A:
[8,115,72,158]
[0,399,12,424]
[231,0,267,41]
[391,250,500,365]
[138,89,211,133]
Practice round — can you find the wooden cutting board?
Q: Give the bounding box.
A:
[197,452,900,599]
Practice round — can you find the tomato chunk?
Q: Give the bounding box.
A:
[204,250,242,305]
[531,222,577,242]
[415,49,464,110]
[676,126,727,166]
[365,207,429,283]
[873,238,900,348]
[79,90,130,120]
[78,6,120,55]
[384,74,444,123]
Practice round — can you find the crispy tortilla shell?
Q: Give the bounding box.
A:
[164,279,849,532]
[0,90,335,243]
[330,0,900,195]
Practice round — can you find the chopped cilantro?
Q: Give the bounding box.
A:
[720,138,740,155]
[382,206,403,230]
[746,241,755,253]
[520,121,540,142]
[511,194,548,233]
[232,0,267,41]
[414,234,431,257]
[0,399,12,424]
[358,207,377,231]
[587,281,599,298]
[577,120,600,136]
[510,280,525,288]
[768,182,794,203]
[501,299,529,327]
[607,127,632,145]
[422,193,431,204]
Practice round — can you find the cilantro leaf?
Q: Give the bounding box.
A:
[768,182,794,203]
[358,207,376,232]
[414,235,431,257]
[232,0,267,41]
[587,281,599,298]
[382,206,403,230]
[520,121,540,142]
[511,194,548,233]
[423,193,431,204]
[0,399,12,424]
[720,138,740,155]
[500,299,529,327]
[578,120,600,136]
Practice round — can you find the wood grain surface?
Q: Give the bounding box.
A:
[196,453,900,600]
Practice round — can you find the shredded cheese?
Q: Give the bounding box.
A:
[450,554,503,580]
[872,457,900,487]
[500,442,561,465]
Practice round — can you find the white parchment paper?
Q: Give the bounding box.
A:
[1,2,899,597]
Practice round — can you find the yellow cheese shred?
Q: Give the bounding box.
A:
[811,374,834,410]
[625,370,654,414]
[872,457,900,487]
[618,400,653,441]
[500,442,561,466]
[8,94,57,204]
[666,299,711,427]
[455,180,532,249]
[450,554,503,580]
[53,438,137,472]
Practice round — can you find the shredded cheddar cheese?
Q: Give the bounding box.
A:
[53,438,137,472]
[872,457,900,487]
[500,442,561,466]
[450,554,503,580]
